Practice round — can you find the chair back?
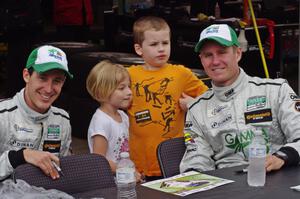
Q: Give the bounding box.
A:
[13,153,116,194]
[157,137,186,178]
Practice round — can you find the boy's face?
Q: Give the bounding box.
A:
[23,68,65,113]
[134,28,171,70]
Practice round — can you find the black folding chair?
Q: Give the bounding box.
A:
[157,137,186,178]
[13,153,116,194]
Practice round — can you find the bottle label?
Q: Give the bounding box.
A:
[249,147,266,158]
[116,167,135,183]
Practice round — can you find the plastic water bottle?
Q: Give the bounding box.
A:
[116,152,137,199]
[214,2,221,19]
[247,131,266,187]
[238,28,248,52]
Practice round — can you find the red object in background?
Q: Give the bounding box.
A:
[243,0,250,25]
[243,0,275,59]
[53,0,93,26]
[256,19,275,59]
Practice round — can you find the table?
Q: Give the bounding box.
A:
[72,165,300,199]
[137,165,300,199]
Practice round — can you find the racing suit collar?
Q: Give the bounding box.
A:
[212,68,248,102]
[15,89,51,123]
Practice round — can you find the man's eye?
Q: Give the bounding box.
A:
[54,79,64,84]
[39,76,47,81]
[203,54,212,58]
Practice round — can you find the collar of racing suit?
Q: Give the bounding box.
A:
[212,67,248,102]
[15,89,51,124]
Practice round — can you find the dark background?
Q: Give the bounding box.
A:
[0,0,298,139]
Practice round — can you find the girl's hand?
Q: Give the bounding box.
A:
[135,170,145,183]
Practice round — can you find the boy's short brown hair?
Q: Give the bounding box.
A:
[133,16,170,45]
[86,60,130,103]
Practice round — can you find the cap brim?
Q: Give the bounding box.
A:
[32,62,73,79]
[194,37,237,53]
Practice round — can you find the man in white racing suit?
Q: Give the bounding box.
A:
[180,24,300,173]
[0,45,73,180]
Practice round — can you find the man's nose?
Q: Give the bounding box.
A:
[212,55,221,65]
[44,81,54,92]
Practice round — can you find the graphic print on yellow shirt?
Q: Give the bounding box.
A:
[133,76,177,137]
[128,64,208,176]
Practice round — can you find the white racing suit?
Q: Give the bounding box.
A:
[0,89,72,180]
[180,68,300,172]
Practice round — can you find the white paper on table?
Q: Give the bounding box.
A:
[290,185,300,191]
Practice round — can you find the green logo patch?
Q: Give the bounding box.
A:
[47,124,60,139]
[246,96,266,111]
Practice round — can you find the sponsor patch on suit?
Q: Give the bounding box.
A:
[295,101,300,112]
[244,109,272,124]
[47,124,60,139]
[43,140,61,153]
[211,114,232,129]
[246,96,266,111]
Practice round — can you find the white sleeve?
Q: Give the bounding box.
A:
[87,110,111,153]
[277,82,300,164]
[180,111,216,173]
[0,150,14,180]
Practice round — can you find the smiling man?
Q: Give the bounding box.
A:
[0,45,73,181]
[180,24,300,173]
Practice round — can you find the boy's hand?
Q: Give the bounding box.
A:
[179,92,194,112]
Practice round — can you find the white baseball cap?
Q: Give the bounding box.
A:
[195,24,240,53]
[26,45,73,78]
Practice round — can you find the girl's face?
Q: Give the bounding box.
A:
[108,75,132,110]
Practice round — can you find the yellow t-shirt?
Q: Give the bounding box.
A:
[127,64,208,176]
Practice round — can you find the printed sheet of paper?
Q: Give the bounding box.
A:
[142,171,234,197]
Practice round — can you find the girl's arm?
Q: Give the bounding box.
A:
[92,135,143,182]
[92,135,117,173]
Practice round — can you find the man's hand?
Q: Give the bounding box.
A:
[265,154,285,172]
[179,93,194,112]
[23,149,60,179]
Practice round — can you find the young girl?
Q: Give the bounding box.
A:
[86,60,140,178]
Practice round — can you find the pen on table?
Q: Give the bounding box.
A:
[235,168,248,174]
[52,161,64,176]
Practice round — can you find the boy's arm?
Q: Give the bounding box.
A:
[183,68,208,97]
[179,92,194,112]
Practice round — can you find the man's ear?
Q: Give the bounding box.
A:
[236,47,242,62]
[134,44,143,56]
[23,68,30,83]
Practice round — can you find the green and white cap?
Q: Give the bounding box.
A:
[26,45,73,78]
[194,24,240,53]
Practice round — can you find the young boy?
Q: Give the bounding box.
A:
[127,16,208,180]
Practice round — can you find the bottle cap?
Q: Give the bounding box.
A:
[120,152,129,158]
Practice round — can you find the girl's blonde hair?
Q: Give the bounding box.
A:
[133,16,170,45]
[86,60,130,103]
